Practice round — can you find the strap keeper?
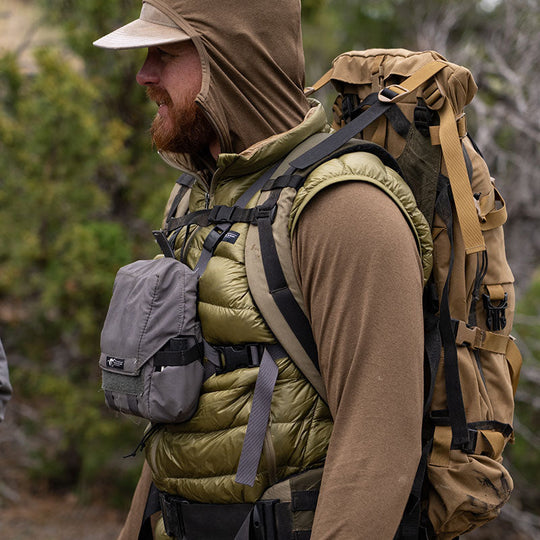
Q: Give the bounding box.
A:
[423,84,444,110]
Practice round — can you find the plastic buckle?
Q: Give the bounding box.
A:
[215,345,262,374]
[253,204,277,223]
[453,320,483,350]
[483,292,508,331]
[209,205,235,224]
[457,429,478,454]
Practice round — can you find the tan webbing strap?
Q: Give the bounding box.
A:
[481,329,513,355]
[304,67,334,97]
[431,425,452,467]
[477,430,506,459]
[378,60,447,103]
[439,100,486,254]
[428,115,467,145]
[485,284,506,302]
[480,188,508,231]
[454,320,522,396]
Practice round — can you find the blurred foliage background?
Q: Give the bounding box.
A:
[0,0,539,537]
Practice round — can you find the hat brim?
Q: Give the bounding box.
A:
[93,18,190,50]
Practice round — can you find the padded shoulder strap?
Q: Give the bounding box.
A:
[246,133,330,401]
[247,131,405,402]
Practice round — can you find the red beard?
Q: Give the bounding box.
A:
[146,87,215,155]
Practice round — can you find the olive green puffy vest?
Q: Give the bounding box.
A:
[144,104,431,505]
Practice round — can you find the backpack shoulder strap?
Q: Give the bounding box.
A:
[246,131,407,402]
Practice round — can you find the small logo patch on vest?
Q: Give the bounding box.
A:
[223,231,240,244]
[106,356,125,370]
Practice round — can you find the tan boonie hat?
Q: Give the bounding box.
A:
[93,2,190,50]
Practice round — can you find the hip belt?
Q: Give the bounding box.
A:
[159,490,318,540]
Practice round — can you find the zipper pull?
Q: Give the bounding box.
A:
[205,191,210,209]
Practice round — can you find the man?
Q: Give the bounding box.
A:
[94,1,429,538]
[0,338,12,422]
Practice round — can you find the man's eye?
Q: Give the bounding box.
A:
[158,48,176,59]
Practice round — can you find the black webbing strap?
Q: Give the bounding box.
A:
[194,160,284,277]
[256,185,320,369]
[153,345,202,368]
[468,420,513,438]
[345,92,411,139]
[394,436,433,540]
[165,206,219,232]
[138,482,160,540]
[289,98,394,170]
[422,282,441,416]
[262,173,307,192]
[152,230,176,258]
[436,176,470,448]
[164,173,197,232]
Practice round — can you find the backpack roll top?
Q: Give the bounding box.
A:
[307,48,522,539]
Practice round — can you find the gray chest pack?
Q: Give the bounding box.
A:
[99,257,203,424]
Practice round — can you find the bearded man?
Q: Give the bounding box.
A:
[94,2,428,538]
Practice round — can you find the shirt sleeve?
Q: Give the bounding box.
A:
[291,180,425,539]
[0,338,12,422]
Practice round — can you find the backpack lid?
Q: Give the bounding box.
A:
[330,49,478,114]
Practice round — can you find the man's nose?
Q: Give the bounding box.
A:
[136,50,160,86]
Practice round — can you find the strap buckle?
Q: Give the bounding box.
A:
[215,344,263,374]
[253,204,277,223]
[455,428,478,453]
[208,205,237,224]
[483,292,508,331]
[453,319,484,350]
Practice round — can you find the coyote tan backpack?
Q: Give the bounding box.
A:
[291,49,521,538]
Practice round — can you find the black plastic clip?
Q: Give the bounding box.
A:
[253,204,277,223]
[483,292,508,331]
[152,230,176,258]
[215,344,262,374]
[455,428,478,454]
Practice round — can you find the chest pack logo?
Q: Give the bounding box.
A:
[106,356,125,370]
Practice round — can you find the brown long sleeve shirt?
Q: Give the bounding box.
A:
[293,181,425,539]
